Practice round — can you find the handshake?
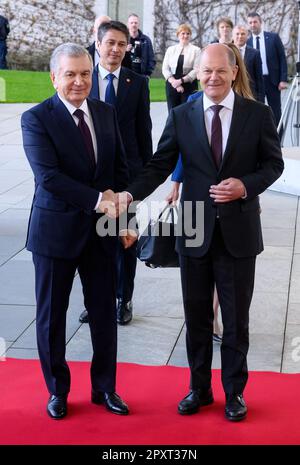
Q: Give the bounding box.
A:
[98,189,131,219]
[98,189,138,249]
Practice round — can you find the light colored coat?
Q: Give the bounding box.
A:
[162,43,201,82]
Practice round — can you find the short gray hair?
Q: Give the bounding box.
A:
[50,43,93,73]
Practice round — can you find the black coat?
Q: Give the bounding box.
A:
[90,65,152,181]
[244,45,265,102]
[127,93,284,258]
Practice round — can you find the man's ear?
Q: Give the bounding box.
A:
[50,71,57,90]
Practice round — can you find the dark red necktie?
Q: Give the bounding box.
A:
[210,105,223,169]
[73,109,96,168]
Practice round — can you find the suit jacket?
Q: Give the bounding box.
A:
[244,45,265,102]
[247,32,287,86]
[127,93,284,258]
[87,42,97,66]
[21,94,129,259]
[90,65,152,180]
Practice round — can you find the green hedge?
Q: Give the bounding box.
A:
[0,70,166,103]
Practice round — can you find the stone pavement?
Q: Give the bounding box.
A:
[0,102,300,374]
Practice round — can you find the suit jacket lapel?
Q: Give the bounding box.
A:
[221,93,251,170]
[115,67,131,112]
[87,98,105,176]
[90,65,100,100]
[188,95,217,172]
[50,94,92,168]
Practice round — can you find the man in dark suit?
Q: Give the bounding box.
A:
[87,15,111,67]
[232,25,264,102]
[79,20,152,326]
[116,43,284,421]
[247,12,288,127]
[87,15,132,70]
[21,43,130,419]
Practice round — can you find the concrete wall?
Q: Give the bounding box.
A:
[0,0,153,70]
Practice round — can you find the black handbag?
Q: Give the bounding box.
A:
[136,204,179,268]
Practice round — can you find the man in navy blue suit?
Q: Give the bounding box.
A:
[233,25,264,103]
[21,43,130,419]
[79,21,152,326]
[115,44,284,421]
[86,15,111,67]
[247,12,288,128]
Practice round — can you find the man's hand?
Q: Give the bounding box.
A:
[119,229,138,249]
[116,191,132,216]
[98,189,118,218]
[209,178,246,203]
[98,190,132,218]
[278,81,288,91]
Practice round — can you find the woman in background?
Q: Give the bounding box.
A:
[162,24,201,112]
[211,17,234,44]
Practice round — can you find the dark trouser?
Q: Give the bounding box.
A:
[116,240,137,302]
[166,80,198,112]
[179,222,256,395]
[0,40,7,69]
[264,75,282,134]
[32,235,117,396]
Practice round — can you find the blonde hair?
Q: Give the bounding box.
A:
[225,43,254,100]
[176,24,192,37]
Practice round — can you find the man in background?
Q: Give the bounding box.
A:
[122,13,156,77]
[233,24,265,103]
[87,15,111,67]
[0,14,10,69]
[247,12,288,129]
[78,21,152,326]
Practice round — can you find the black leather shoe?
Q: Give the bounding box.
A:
[91,390,129,415]
[178,388,214,415]
[47,394,68,419]
[225,394,247,421]
[79,309,89,323]
[117,300,133,325]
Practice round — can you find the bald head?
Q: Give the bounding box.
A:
[198,43,238,103]
[200,43,236,67]
[93,15,111,40]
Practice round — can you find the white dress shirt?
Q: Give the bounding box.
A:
[97,64,121,101]
[94,49,100,67]
[239,44,246,60]
[57,93,101,209]
[252,32,269,75]
[203,89,235,157]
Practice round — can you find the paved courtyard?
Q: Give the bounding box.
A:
[0,101,300,374]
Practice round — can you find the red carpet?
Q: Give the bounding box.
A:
[0,358,300,445]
